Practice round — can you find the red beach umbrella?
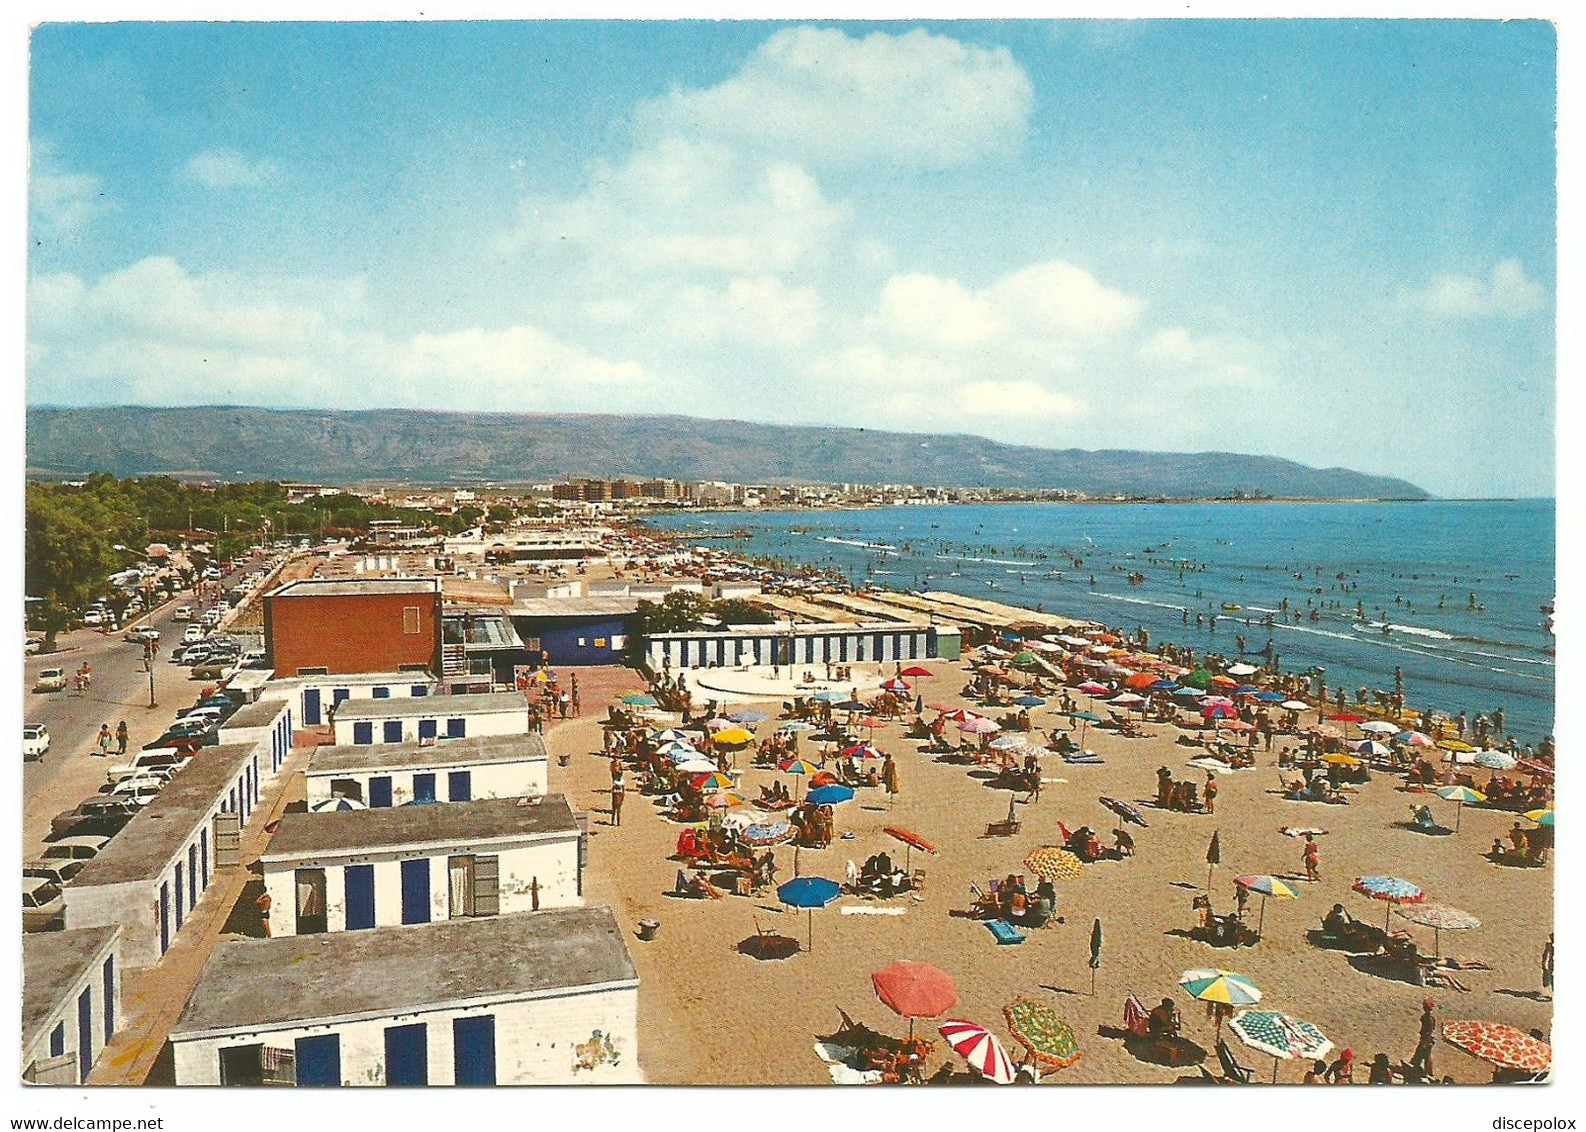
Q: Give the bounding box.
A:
[873,960,959,1038]
[900,666,935,678]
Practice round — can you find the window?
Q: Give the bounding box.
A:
[382,720,403,743]
[296,667,329,677]
[344,864,375,930]
[410,685,429,697]
[49,1022,64,1058]
[418,718,438,740]
[352,722,373,745]
[372,686,391,699]
[102,957,115,1040]
[402,606,422,634]
[368,777,394,808]
[329,778,363,804]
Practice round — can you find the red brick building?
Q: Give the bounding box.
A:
[263,579,443,677]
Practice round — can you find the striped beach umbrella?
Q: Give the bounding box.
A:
[692,772,735,792]
[1235,875,1300,937]
[840,744,884,760]
[1179,968,1263,1008]
[1436,784,1486,831]
[881,677,912,692]
[1524,808,1554,827]
[938,1019,1015,1085]
[1397,731,1437,747]
[652,728,692,742]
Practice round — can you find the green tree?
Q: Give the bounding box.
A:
[711,598,776,625]
[634,591,709,634]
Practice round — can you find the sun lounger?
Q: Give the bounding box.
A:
[986,919,1026,945]
[1064,753,1105,765]
[1216,1038,1255,1083]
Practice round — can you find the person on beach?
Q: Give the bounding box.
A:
[1303,1060,1328,1084]
[1409,1000,1437,1078]
[1303,835,1320,882]
[610,775,625,827]
[95,723,114,757]
[882,753,900,798]
[1203,772,1218,815]
[115,720,128,755]
[1368,1053,1395,1085]
[1325,1049,1355,1084]
[1543,933,1555,996]
[1156,766,1173,809]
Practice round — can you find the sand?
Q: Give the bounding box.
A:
[542,664,1552,1086]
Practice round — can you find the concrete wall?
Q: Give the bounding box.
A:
[264,836,580,936]
[265,590,442,677]
[305,757,548,808]
[331,706,528,747]
[21,934,120,1085]
[172,983,641,1085]
[646,625,936,670]
[218,703,295,776]
[511,615,633,666]
[263,675,438,729]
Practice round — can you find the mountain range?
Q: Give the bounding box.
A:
[25,406,1430,499]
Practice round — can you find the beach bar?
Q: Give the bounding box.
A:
[259,795,582,935]
[306,733,550,808]
[169,907,640,1085]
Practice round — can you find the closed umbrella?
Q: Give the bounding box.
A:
[873,960,959,1039]
[777,876,841,951]
[1088,918,1103,995]
[938,1019,1015,1084]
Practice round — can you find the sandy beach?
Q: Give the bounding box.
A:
[540,661,1551,1086]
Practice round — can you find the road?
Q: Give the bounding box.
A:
[21,554,271,859]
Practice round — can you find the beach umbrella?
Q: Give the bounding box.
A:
[1359,720,1399,734]
[1254,690,1285,702]
[1328,713,1366,724]
[873,960,959,1039]
[739,818,795,846]
[1202,703,1237,721]
[900,666,934,678]
[1024,846,1085,881]
[840,744,884,760]
[1152,680,1181,692]
[713,728,756,746]
[1321,753,1363,767]
[1100,796,1149,827]
[727,709,768,724]
[1438,739,1476,753]
[884,826,936,870]
[777,876,842,952]
[1208,675,1238,688]
[674,757,718,774]
[1201,695,1235,707]
[989,734,1030,751]
[1232,684,1261,696]
[1003,997,1082,1071]
[781,757,822,776]
[1234,875,1300,936]
[311,796,366,812]
[1011,651,1040,668]
[1351,740,1392,758]
[1394,901,1480,956]
[704,716,734,731]
[1076,681,1110,696]
[1436,784,1487,831]
[959,716,1000,734]
[1013,695,1047,707]
[1441,1021,1552,1076]
[1174,687,1207,702]
[1229,1010,1333,1081]
[705,791,747,810]
[938,1019,1016,1084]
[1110,692,1147,708]
[778,721,818,734]
[1398,731,1436,747]
[1352,876,1426,931]
[833,700,870,713]
[1124,672,1159,690]
[1281,700,1310,711]
[813,690,847,702]
[1066,710,1102,723]
[881,677,912,692]
[1475,749,1519,770]
[807,784,855,807]
[854,716,887,732]
[1179,968,1263,1009]
[1058,634,1091,647]
[1226,663,1259,677]
[621,694,658,707]
[1517,759,1554,779]
[653,728,692,742]
[1524,808,1554,827]
[692,771,735,792]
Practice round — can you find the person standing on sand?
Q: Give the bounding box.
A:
[115,720,129,756]
[882,753,900,798]
[1303,834,1320,882]
[1409,1000,1437,1078]
[1203,772,1218,815]
[1543,933,1555,996]
[610,775,625,827]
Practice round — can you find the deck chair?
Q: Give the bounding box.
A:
[1123,995,1151,1037]
[1216,1038,1254,1084]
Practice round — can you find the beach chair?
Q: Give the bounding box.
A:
[910,868,926,894]
[1215,1039,1254,1084]
[1123,995,1151,1038]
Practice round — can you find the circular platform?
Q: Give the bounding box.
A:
[682,663,891,704]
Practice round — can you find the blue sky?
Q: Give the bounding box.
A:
[27,20,1556,496]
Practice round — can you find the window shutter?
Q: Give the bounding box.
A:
[472,855,499,916]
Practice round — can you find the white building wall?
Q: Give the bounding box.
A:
[172,983,640,1086]
[264,837,580,936]
[332,708,528,747]
[21,937,120,1084]
[305,756,547,807]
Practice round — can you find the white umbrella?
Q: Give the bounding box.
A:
[1281,700,1310,711]
[1226,663,1259,677]
[1359,720,1399,735]
[676,757,719,774]
[1475,749,1518,770]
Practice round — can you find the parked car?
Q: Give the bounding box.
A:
[33,668,66,693]
[81,609,103,627]
[110,779,165,807]
[171,643,210,665]
[40,834,112,862]
[191,660,234,681]
[24,859,86,886]
[106,752,186,786]
[124,625,160,644]
[50,798,139,838]
[23,878,64,932]
[23,724,51,760]
[24,637,42,655]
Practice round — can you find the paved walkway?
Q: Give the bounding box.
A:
[87,743,311,1085]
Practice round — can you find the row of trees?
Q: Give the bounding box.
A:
[633,591,777,635]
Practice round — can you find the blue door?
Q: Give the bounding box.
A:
[352,721,373,745]
[383,720,403,743]
[369,776,394,808]
[373,686,391,699]
[447,771,472,802]
[332,688,350,708]
[200,828,208,885]
[452,1016,496,1085]
[400,859,431,924]
[174,864,185,930]
[413,774,437,804]
[294,1034,341,1086]
[188,845,199,909]
[344,864,375,930]
[77,988,92,1082]
[49,1022,64,1058]
[446,718,465,738]
[102,957,115,1039]
[303,688,321,725]
[411,685,429,697]
[159,882,170,953]
[418,718,437,741]
[384,1023,428,1086]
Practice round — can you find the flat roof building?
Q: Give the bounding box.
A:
[306,733,549,809]
[264,577,443,678]
[330,691,529,747]
[21,927,121,1085]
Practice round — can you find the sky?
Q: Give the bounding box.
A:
[26,19,1557,497]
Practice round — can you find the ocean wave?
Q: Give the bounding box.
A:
[1357,621,1454,641]
[820,536,897,551]
[1089,592,1189,613]
[936,554,1038,566]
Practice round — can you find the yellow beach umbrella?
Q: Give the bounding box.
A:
[713,728,755,746]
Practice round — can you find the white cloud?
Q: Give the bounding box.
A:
[183,147,278,188]
[31,168,111,240]
[1141,327,1267,386]
[513,137,845,277]
[1401,258,1547,320]
[27,257,652,412]
[636,26,1032,169]
[954,380,1082,419]
[874,274,998,347]
[662,276,822,348]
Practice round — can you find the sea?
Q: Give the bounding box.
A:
[647,500,1556,745]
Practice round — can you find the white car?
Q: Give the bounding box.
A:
[110,779,164,807]
[173,605,194,621]
[23,724,50,759]
[125,625,160,644]
[81,609,103,626]
[184,624,206,643]
[202,609,222,627]
[33,668,67,693]
[40,835,111,862]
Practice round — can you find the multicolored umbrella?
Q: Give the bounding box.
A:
[1100,796,1148,827]
[1002,997,1082,1071]
[739,819,794,846]
[780,758,822,776]
[1076,681,1110,696]
[653,728,692,742]
[1434,784,1486,832]
[1179,969,1263,1007]
[841,744,884,760]
[1397,731,1437,747]
[938,1019,1015,1085]
[1353,875,1426,930]
[1394,901,1480,955]
[1441,1020,1551,1074]
[881,677,912,692]
[1023,845,1085,881]
[692,771,736,791]
[1202,703,1237,720]
[311,796,366,811]
[1351,740,1392,758]
[1229,1010,1333,1079]
[1235,875,1300,936]
[873,960,959,1038]
[704,791,746,809]
[1525,808,1554,827]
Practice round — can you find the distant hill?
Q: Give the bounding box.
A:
[25,406,1430,499]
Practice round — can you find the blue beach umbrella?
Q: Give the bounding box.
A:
[807,784,856,806]
[1150,680,1179,691]
[1013,695,1047,707]
[728,709,768,724]
[621,694,658,707]
[1233,685,1261,695]
[1255,691,1285,703]
[813,690,847,703]
[777,876,843,952]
